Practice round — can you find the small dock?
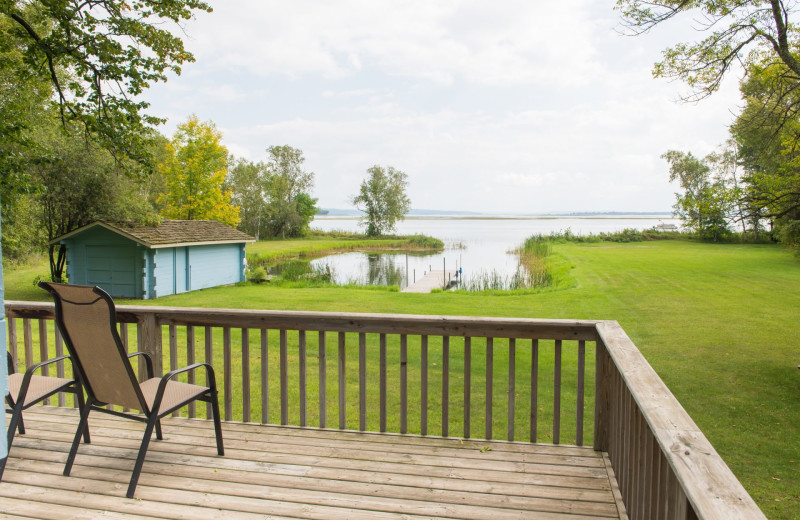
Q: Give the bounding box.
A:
[402,269,458,293]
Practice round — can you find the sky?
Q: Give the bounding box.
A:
[145,0,744,214]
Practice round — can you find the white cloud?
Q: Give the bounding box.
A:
[184,0,604,87]
[142,0,745,213]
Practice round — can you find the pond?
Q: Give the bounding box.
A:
[306,214,679,290]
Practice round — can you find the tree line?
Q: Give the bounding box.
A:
[1,106,411,280]
[618,0,800,246]
[1,1,411,282]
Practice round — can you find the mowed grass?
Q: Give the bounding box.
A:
[6,240,800,518]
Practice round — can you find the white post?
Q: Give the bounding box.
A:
[0,206,8,460]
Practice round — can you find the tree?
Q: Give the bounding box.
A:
[617,0,800,245]
[616,0,800,101]
[228,157,269,239]
[731,66,800,244]
[0,13,52,258]
[0,0,212,166]
[29,122,157,281]
[352,165,411,237]
[262,145,317,238]
[158,116,240,227]
[663,150,732,240]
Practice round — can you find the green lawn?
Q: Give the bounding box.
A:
[6,240,799,518]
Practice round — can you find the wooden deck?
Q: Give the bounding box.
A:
[2,406,626,519]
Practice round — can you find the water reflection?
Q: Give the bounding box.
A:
[311,251,435,289]
[364,254,405,286]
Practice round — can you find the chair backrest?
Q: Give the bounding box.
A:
[39,282,147,412]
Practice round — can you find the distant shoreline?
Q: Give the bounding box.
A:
[314,214,674,221]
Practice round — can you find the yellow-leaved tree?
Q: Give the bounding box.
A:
[158,116,240,227]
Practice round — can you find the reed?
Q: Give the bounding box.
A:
[459,234,553,292]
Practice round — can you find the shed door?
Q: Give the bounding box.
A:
[85,245,141,298]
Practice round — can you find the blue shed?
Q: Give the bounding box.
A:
[52,220,255,299]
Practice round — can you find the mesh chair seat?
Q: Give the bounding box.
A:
[139,378,210,413]
[8,372,75,407]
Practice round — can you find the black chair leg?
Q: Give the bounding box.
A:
[211,394,224,456]
[64,403,92,476]
[6,396,25,436]
[0,401,21,480]
[5,402,24,454]
[127,415,158,498]
[155,419,163,440]
[74,387,91,444]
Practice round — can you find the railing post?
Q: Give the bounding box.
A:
[138,312,162,377]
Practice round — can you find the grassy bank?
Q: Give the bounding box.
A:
[5,239,799,518]
[247,232,443,267]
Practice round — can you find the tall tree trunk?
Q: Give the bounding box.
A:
[48,244,67,282]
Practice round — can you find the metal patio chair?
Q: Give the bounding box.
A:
[1,350,88,481]
[39,282,224,498]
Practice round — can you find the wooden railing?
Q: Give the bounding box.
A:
[4,301,765,519]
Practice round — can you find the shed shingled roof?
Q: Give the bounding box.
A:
[50,220,255,248]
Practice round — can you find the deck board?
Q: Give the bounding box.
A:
[2,407,624,519]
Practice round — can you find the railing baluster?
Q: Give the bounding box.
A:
[39,320,49,404]
[507,338,515,441]
[338,331,346,429]
[634,406,643,518]
[38,319,48,373]
[658,450,668,519]
[9,318,18,372]
[119,321,130,411]
[23,318,32,369]
[242,328,251,423]
[223,327,232,421]
[55,328,65,407]
[299,330,307,427]
[400,334,407,434]
[379,333,386,432]
[169,324,178,416]
[553,339,562,444]
[319,330,327,428]
[485,337,493,440]
[640,410,649,520]
[464,336,471,439]
[530,338,538,442]
[594,340,608,451]
[261,329,269,424]
[358,332,366,431]
[205,326,213,419]
[421,334,428,436]
[624,388,633,509]
[644,423,654,519]
[577,339,585,446]
[187,326,195,418]
[442,335,450,437]
[280,329,288,425]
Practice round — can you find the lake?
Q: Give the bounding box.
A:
[309,214,679,289]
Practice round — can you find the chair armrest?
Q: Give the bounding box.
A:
[24,355,73,376]
[127,351,154,379]
[149,363,218,416]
